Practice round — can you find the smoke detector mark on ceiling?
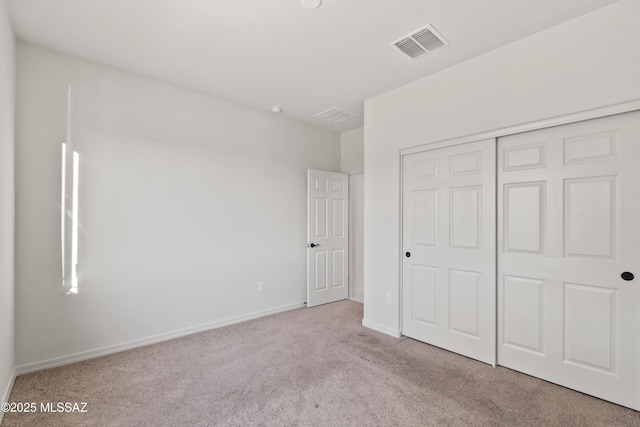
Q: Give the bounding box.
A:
[314,107,356,125]
[391,24,448,60]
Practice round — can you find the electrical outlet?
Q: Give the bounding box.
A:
[385,293,392,305]
[258,281,264,292]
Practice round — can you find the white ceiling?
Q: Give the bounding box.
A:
[7,0,618,132]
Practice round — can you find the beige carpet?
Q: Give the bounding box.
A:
[3,300,639,426]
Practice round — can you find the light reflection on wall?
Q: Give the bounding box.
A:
[70,150,79,294]
[61,142,80,295]
[62,82,81,294]
[61,85,81,294]
[61,142,66,286]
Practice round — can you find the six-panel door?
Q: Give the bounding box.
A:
[402,139,496,365]
[307,169,349,307]
[497,111,640,410]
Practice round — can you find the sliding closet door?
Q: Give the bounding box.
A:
[498,111,640,410]
[402,139,496,365]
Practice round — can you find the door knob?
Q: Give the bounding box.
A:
[405,252,411,257]
[308,243,320,248]
[621,272,634,281]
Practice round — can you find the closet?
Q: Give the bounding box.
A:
[401,110,640,410]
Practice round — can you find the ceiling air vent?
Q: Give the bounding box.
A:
[313,107,356,125]
[391,24,448,60]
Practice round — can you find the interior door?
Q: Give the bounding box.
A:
[498,111,640,410]
[402,139,496,365]
[307,169,349,307]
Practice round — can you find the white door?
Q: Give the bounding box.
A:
[498,111,640,410]
[402,139,496,365]
[307,169,349,307]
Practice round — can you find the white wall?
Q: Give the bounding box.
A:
[340,127,364,174]
[363,0,640,335]
[15,43,340,369]
[340,127,365,303]
[348,173,364,302]
[0,0,15,414]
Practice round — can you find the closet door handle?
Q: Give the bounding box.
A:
[621,272,634,281]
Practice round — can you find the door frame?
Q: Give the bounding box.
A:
[398,99,640,354]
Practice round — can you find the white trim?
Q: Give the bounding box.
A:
[16,302,305,375]
[362,319,402,338]
[401,99,640,156]
[347,170,364,175]
[0,367,17,424]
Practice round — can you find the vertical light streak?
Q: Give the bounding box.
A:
[70,151,79,294]
[61,143,67,285]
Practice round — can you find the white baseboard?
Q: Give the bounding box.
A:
[362,319,402,338]
[0,366,17,425]
[349,289,364,303]
[16,302,305,375]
